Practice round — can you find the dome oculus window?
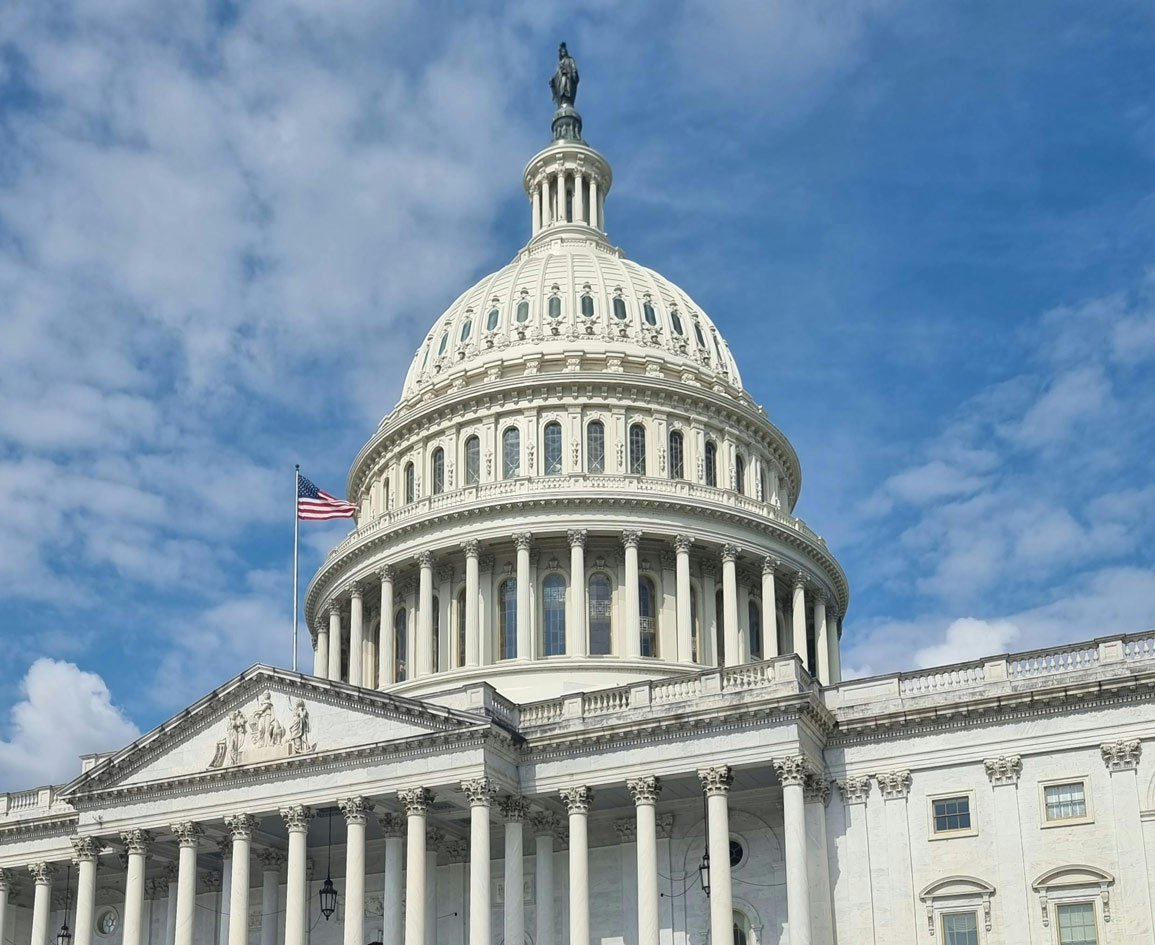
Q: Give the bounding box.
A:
[612,296,627,320]
[464,435,481,485]
[543,421,563,475]
[628,423,647,475]
[502,427,521,479]
[580,294,595,318]
[459,318,473,343]
[586,420,606,473]
[643,301,658,326]
[547,296,561,319]
[517,300,531,323]
[437,331,449,356]
[486,307,500,331]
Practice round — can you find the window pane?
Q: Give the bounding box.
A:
[1045,783,1087,821]
[639,578,657,657]
[932,797,972,832]
[690,586,699,661]
[671,310,684,335]
[456,589,466,668]
[588,574,612,655]
[668,430,684,479]
[587,421,605,473]
[748,601,762,659]
[431,595,440,672]
[643,301,657,326]
[432,448,444,495]
[694,321,706,347]
[465,436,481,485]
[735,455,745,495]
[394,609,408,681]
[1056,903,1098,945]
[581,295,594,317]
[547,297,560,319]
[486,307,500,331]
[460,319,472,342]
[629,423,647,475]
[705,441,717,487]
[517,300,531,323]
[503,428,520,479]
[613,297,627,320]
[405,463,415,504]
[437,331,449,355]
[544,422,563,475]
[543,574,566,656]
[499,579,517,660]
[942,912,979,945]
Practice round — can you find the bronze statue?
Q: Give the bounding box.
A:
[550,42,579,108]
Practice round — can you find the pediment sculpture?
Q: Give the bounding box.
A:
[208,690,316,768]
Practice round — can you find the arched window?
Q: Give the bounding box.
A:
[486,307,500,331]
[690,585,700,662]
[760,467,767,502]
[542,574,566,656]
[459,318,472,343]
[668,430,685,479]
[734,454,746,495]
[580,294,594,318]
[586,420,605,474]
[715,588,725,665]
[431,447,445,495]
[431,595,440,672]
[643,301,657,326]
[437,331,449,355]
[629,423,647,475]
[713,333,726,363]
[394,608,408,681]
[693,321,707,347]
[456,588,466,668]
[639,577,657,657]
[748,600,762,660]
[588,574,613,655]
[464,435,481,485]
[499,579,517,660]
[670,309,685,336]
[502,427,520,479]
[705,440,718,487]
[384,478,390,511]
[547,296,561,319]
[544,421,563,475]
[612,297,627,320]
[517,300,531,323]
[404,462,415,504]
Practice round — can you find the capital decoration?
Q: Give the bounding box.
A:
[170,822,204,847]
[614,819,637,842]
[984,755,1023,786]
[1101,739,1141,772]
[621,529,642,549]
[444,838,469,863]
[656,813,675,838]
[514,532,534,552]
[161,862,180,883]
[627,775,662,806]
[256,848,286,871]
[201,870,222,892]
[223,813,260,841]
[0,869,12,890]
[559,785,595,814]
[461,778,497,808]
[28,862,55,885]
[328,598,342,617]
[803,771,832,806]
[425,826,445,850]
[279,805,314,834]
[69,835,101,863]
[761,555,779,575]
[461,539,481,558]
[417,551,434,569]
[120,829,154,856]
[145,878,168,900]
[697,765,734,796]
[720,543,739,563]
[215,837,233,858]
[499,796,530,823]
[377,564,394,582]
[837,777,871,804]
[398,787,434,816]
[338,796,374,825]
[376,812,406,838]
[875,770,913,800]
[566,529,588,548]
[529,812,564,837]
[793,570,808,591]
[674,534,694,554]
[772,756,810,788]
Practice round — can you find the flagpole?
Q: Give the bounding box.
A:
[292,464,300,673]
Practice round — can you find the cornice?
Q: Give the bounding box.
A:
[0,814,78,841]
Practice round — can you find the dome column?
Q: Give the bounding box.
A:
[720,545,740,667]
[574,164,585,224]
[814,594,829,685]
[348,582,364,686]
[314,619,329,679]
[514,534,533,659]
[761,558,780,658]
[622,531,642,659]
[792,574,809,670]
[327,600,342,682]
[377,566,395,687]
[567,531,588,657]
[532,184,542,234]
[463,542,481,667]
[674,536,694,662]
[417,553,434,677]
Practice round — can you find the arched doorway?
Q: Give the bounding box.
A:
[733,910,751,945]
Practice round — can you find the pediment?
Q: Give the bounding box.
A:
[62,666,490,796]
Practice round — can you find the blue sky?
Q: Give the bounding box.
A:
[1,0,1153,788]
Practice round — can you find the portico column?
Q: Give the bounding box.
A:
[720,545,740,666]
[170,823,203,945]
[500,797,528,945]
[162,864,179,945]
[530,815,558,945]
[623,530,642,658]
[761,557,780,657]
[120,830,153,945]
[256,850,285,945]
[567,530,587,657]
[279,805,313,945]
[224,815,258,945]
[674,536,694,662]
[377,565,395,687]
[399,788,433,945]
[377,814,405,945]
[216,841,232,945]
[697,767,734,945]
[348,583,365,686]
[791,574,809,669]
[338,798,371,945]
[424,828,442,945]
[0,871,11,945]
[560,786,594,945]
[327,600,343,682]
[461,779,495,945]
[627,777,662,945]
[315,619,330,678]
[463,541,481,666]
[417,553,435,676]
[773,757,813,945]
[514,533,532,659]
[28,863,53,945]
[70,838,99,945]
[814,594,829,685]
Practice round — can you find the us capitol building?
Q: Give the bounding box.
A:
[2,46,1152,945]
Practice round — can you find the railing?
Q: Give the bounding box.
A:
[583,688,630,715]
[652,676,703,703]
[1123,634,1155,660]
[1008,643,1099,678]
[8,790,38,811]
[898,665,985,696]
[721,662,775,691]
[519,700,564,725]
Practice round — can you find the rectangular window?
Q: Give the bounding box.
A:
[942,912,979,945]
[932,796,972,833]
[1045,782,1087,822]
[1056,902,1098,945]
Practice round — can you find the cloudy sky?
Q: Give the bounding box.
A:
[1,0,1153,789]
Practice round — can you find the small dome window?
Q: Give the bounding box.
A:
[670,309,685,336]
[460,319,473,343]
[713,333,725,362]
[693,321,706,347]
[421,345,432,369]
[517,300,531,323]
[643,301,657,326]
[547,296,561,319]
[581,295,595,318]
[612,297,627,320]
[486,307,500,331]
[437,331,449,355]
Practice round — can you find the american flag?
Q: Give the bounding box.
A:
[297,474,356,521]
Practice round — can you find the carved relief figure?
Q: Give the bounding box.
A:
[287,700,315,755]
[209,691,315,768]
[248,691,285,747]
[227,710,248,764]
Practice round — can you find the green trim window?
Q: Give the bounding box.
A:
[547,296,560,319]
[459,318,472,342]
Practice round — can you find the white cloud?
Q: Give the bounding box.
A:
[914,617,1019,668]
[0,659,140,790]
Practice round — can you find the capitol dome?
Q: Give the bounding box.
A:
[304,81,849,703]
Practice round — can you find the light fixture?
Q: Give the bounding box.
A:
[319,810,338,921]
[56,863,73,945]
[698,850,711,898]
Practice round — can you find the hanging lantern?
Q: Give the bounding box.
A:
[319,809,339,920]
[698,850,711,897]
[57,862,74,945]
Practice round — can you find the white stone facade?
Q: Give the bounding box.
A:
[2,65,1151,945]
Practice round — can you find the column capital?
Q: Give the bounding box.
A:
[803,771,831,806]
[120,828,154,856]
[376,812,406,838]
[425,826,445,850]
[338,796,374,825]
[697,765,734,796]
[514,532,534,552]
[559,785,595,814]
[170,822,204,848]
[613,819,636,843]
[567,529,588,548]
[772,756,810,788]
[499,796,530,823]
[461,778,497,808]
[161,862,180,883]
[792,570,808,590]
[377,564,394,582]
[224,813,260,840]
[70,835,101,863]
[673,534,694,554]
[347,581,363,599]
[256,848,286,871]
[327,598,342,617]
[444,838,469,864]
[201,870,222,892]
[875,770,913,800]
[836,777,871,804]
[214,837,233,858]
[28,862,55,885]
[0,868,12,889]
[398,787,434,816]
[762,555,780,575]
[984,755,1023,786]
[528,812,564,838]
[461,539,481,558]
[621,529,642,550]
[720,543,739,563]
[656,813,675,839]
[626,775,662,806]
[1101,739,1141,772]
[417,551,434,570]
[279,805,314,834]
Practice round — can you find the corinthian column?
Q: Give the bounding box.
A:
[774,757,813,945]
[500,797,529,945]
[761,558,780,658]
[340,798,372,945]
[697,767,734,945]
[279,806,313,945]
[378,565,395,687]
[71,837,100,945]
[560,786,594,945]
[223,815,258,945]
[399,788,434,945]
[315,618,330,679]
[0,870,12,945]
[674,536,694,662]
[530,814,560,945]
[567,530,588,656]
[814,594,829,685]
[327,600,343,682]
[627,777,662,945]
[417,553,434,676]
[348,582,365,686]
[514,533,533,659]
[720,545,740,666]
[462,541,481,666]
[377,814,405,945]
[622,530,642,658]
[28,862,54,945]
[461,779,495,945]
[120,829,153,945]
[256,849,285,945]
[170,822,203,945]
[791,574,809,668]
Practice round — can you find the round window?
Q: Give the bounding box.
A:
[95,906,120,937]
[728,838,745,868]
